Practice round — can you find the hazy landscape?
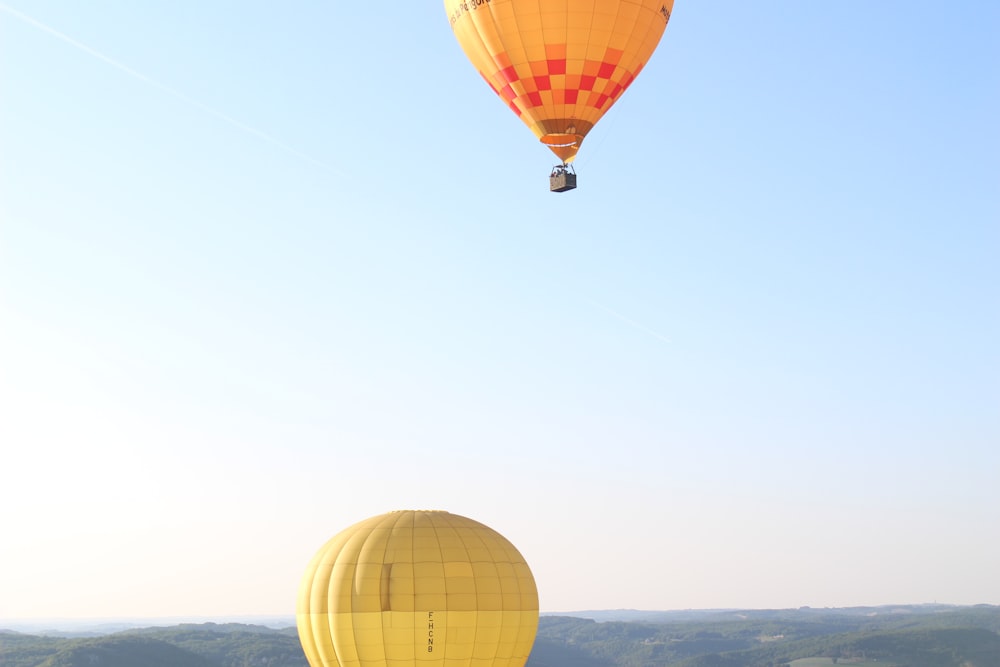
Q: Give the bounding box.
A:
[3,4,997,667]
[3,605,998,667]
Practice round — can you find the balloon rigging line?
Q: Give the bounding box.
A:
[0,3,335,173]
[577,104,623,169]
[586,297,672,345]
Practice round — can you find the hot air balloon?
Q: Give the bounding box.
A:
[297,510,539,667]
[445,0,675,191]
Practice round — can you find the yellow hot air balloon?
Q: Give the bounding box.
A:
[445,0,675,191]
[297,510,539,667]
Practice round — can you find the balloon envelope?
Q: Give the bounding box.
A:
[297,510,539,667]
[445,0,675,163]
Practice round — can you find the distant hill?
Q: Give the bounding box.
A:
[0,616,296,637]
[1,605,997,667]
[540,603,998,625]
[0,623,307,667]
[533,605,1000,667]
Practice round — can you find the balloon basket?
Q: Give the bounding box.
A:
[549,164,577,192]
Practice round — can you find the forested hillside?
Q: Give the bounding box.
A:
[2,606,997,667]
[532,606,1000,667]
[0,624,307,667]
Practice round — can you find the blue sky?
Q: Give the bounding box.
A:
[1,1,998,620]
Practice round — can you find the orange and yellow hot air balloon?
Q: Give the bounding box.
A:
[445,0,675,190]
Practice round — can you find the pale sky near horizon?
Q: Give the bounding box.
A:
[1,1,998,621]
